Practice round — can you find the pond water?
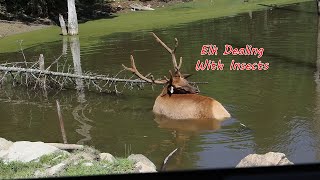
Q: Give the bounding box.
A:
[0,1,319,171]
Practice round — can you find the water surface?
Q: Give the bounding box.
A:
[0,1,319,171]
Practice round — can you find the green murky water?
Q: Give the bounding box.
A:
[0,2,319,171]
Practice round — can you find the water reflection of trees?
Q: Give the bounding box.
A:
[69,35,92,145]
[314,16,320,161]
[0,36,93,145]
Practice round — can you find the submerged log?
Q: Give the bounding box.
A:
[56,100,68,144]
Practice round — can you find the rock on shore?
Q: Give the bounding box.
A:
[2,141,64,163]
[128,154,157,173]
[236,152,294,168]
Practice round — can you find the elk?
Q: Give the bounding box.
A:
[122,33,231,121]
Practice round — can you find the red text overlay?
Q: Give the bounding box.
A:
[195,44,269,71]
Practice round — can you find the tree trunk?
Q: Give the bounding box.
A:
[67,0,79,35]
[69,36,84,100]
[59,14,68,36]
[38,54,47,96]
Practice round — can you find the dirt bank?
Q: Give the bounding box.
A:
[110,0,189,14]
[0,0,183,38]
[0,20,52,38]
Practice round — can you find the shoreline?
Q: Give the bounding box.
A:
[0,137,295,178]
[0,0,313,53]
[0,137,158,179]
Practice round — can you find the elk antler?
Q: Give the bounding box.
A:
[122,55,167,84]
[151,32,183,72]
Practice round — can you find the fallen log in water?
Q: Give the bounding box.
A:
[0,51,207,95]
[0,66,146,83]
[0,66,208,84]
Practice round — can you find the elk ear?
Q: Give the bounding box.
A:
[183,74,193,79]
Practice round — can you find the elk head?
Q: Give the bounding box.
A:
[122,32,199,96]
[165,70,199,96]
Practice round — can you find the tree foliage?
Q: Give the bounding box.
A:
[0,0,114,24]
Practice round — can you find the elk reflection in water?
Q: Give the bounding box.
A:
[154,115,222,133]
[153,115,222,170]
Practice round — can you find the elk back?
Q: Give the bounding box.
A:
[152,94,231,121]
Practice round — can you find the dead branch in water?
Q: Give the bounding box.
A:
[0,62,148,94]
[56,100,68,144]
[0,62,207,95]
[0,66,148,83]
[160,148,178,171]
[0,38,207,95]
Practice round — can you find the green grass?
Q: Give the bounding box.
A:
[38,152,70,166]
[61,158,135,177]
[0,152,69,179]
[0,160,40,179]
[0,0,312,53]
[0,151,135,179]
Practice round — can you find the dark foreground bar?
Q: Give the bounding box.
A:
[32,163,320,180]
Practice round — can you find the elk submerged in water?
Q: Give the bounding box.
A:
[122,33,231,121]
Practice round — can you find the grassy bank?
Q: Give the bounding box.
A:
[0,151,135,179]
[0,0,312,53]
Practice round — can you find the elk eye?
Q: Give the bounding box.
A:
[169,86,174,94]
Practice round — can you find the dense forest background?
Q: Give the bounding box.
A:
[0,0,117,24]
[0,0,184,25]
